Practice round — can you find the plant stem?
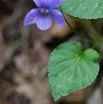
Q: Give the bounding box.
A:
[60,6,93,44]
[65,16,92,44]
[68,15,98,37]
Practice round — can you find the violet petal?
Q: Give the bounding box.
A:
[24,8,40,25]
[36,13,53,30]
[33,0,42,7]
[49,9,65,27]
[33,0,52,8]
[46,0,63,9]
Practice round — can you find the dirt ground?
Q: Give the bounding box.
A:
[0,0,103,104]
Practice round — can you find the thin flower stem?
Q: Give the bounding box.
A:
[68,15,98,37]
[59,6,93,44]
[64,16,93,44]
[98,18,101,35]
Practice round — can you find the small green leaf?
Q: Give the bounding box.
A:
[48,42,99,101]
[60,0,103,19]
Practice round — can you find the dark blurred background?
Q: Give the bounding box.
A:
[0,0,103,104]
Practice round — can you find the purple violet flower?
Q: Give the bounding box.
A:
[24,0,65,30]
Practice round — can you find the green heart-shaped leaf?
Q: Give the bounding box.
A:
[60,0,103,19]
[48,42,99,101]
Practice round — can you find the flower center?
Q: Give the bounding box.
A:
[41,8,49,14]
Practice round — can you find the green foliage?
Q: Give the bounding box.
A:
[60,0,103,19]
[48,42,99,101]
